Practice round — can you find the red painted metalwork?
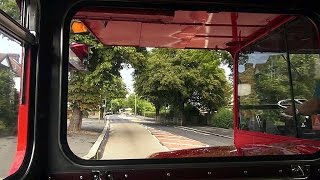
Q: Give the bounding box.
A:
[150,139,320,158]
[8,49,30,175]
[235,129,320,149]
[74,10,290,50]
[149,146,239,159]
[232,52,239,147]
[71,9,320,157]
[70,42,89,61]
[231,15,295,54]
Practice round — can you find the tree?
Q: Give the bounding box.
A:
[126,94,155,115]
[238,53,318,128]
[68,34,123,131]
[134,48,231,124]
[110,98,127,113]
[0,68,18,131]
[0,0,20,21]
[68,34,145,131]
[134,49,175,120]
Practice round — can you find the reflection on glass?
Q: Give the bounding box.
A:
[291,54,320,140]
[238,53,294,136]
[239,52,291,105]
[238,16,320,141]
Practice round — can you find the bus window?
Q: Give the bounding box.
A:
[63,6,320,162]
[3,0,320,179]
[0,30,23,179]
[0,1,35,178]
[238,52,295,136]
[238,16,320,140]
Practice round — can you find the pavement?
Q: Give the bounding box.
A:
[0,136,17,179]
[67,118,106,158]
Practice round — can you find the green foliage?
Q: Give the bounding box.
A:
[184,104,200,117]
[0,68,18,131]
[110,98,128,113]
[134,48,232,116]
[209,108,234,129]
[0,120,6,131]
[238,53,318,132]
[0,0,20,21]
[240,53,318,106]
[68,34,134,112]
[126,94,155,115]
[144,111,156,118]
[110,94,155,115]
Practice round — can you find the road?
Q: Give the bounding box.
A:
[102,115,167,159]
[101,114,233,159]
[0,136,17,179]
[0,115,234,177]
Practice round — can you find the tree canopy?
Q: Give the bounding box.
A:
[0,0,20,21]
[0,68,18,131]
[134,48,232,123]
[68,34,146,131]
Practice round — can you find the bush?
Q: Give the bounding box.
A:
[209,107,233,129]
[0,120,6,131]
[82,110,89,118]
[144,111,156,118]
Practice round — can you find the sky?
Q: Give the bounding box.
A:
[120,67,135,94]
[0,35,22,90]
[0,35,21,53]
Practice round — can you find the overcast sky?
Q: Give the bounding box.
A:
[0,35,21,54]
[0,35,22,90]
[120,67,134,94]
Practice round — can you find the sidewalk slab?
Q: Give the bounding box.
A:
[67,118,106,158]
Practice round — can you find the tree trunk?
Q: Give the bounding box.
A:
[68,107,82,132]
[99,107,104,120]
[155,104,160,123]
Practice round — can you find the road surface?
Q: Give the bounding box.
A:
[0,136,17,179]
[102,115,167,159]
[102,114,233,159]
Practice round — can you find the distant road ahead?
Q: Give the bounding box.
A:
[102,115,233,159]
[102,115,167,159]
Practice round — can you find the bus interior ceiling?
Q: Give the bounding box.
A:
[72,9,311,54]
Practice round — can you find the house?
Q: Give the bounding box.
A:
[0,53,21,77]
